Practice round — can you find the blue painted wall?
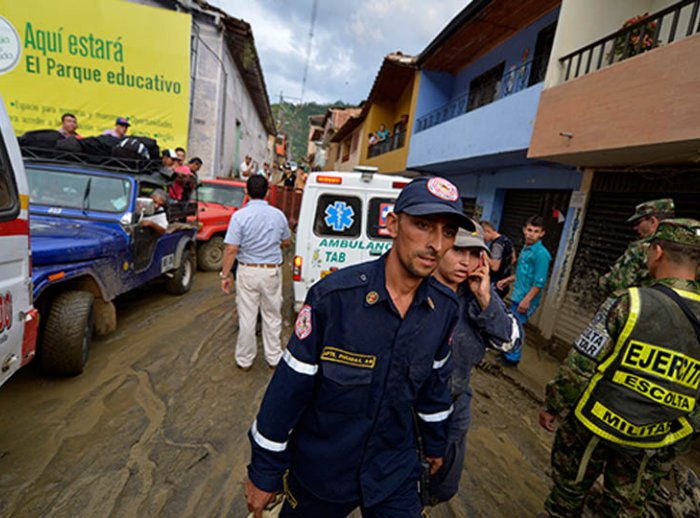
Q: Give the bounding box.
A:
[448,164,581,230]
[414,70,453,120]
[407,83,543,168]
[451,8,560,102]
[409,7,560,168]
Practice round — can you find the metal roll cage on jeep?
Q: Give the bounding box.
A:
[20,144,198,376]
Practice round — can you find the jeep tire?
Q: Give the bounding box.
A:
[197,236,224,272]
[41,291,95,376]
[166,249,194,295]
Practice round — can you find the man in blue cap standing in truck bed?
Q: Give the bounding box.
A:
[244,176,475,517]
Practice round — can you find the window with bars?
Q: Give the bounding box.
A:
[467,62,505,112]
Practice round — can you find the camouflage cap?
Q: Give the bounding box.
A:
[627,198,675,222]
[652,218,700,248]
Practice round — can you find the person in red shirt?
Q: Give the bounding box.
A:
[169,164,195,201]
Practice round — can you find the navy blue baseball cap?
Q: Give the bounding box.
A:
[394,176,475,230]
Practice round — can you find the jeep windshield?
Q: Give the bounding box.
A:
[26,167,132,213]
[198,183,245,208]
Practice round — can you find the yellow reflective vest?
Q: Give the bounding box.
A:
[575,287,700,449]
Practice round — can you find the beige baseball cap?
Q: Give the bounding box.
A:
[454,223,491,256]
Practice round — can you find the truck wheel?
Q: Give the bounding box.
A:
[166,249,195,295]
[197,236,224,272]
[41,291,95,376]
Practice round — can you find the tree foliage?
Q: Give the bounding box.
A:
[271,100,349,163]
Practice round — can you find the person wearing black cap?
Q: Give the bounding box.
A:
[102,116,130,139]
[245,177,473,517]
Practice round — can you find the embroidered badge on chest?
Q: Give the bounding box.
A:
[366,291,379,305]
[295,304,313,340]
[426,177,458,201]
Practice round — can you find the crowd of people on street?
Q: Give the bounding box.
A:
[239,154,309,192]
[51,113,700,516]
[68,107,696,517]
[214,171,698,518]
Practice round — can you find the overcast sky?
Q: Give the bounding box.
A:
[214,0,469,105]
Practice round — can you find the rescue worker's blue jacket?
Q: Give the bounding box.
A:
[248,256,458,506]
[449,284,523,437]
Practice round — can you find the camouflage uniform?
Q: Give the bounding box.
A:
[544,219,700,517]
[598,240,651,294]
[599,199,675,294]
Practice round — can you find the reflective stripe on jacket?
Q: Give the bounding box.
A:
[248,256,458,506]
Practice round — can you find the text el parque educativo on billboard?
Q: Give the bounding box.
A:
[22,22,183,94]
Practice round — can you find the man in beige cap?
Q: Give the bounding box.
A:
[599,198,674,294]
[430,225,522,504]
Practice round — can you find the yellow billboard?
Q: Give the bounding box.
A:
[0,0,191,149]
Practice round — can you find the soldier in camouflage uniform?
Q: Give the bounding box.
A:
[599,198,675,294]
[540,218,700,517]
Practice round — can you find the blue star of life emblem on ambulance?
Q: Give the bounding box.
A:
[324,201,355,231]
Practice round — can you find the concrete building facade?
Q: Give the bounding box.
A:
[128,0,275,178]
[529,0,700,353]
[406,0,584,338]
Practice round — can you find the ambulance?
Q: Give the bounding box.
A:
[0,95,38,387]
[292,167,412,312]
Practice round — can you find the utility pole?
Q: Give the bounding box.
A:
[300,0,319,104]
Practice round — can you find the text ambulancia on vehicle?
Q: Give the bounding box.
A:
[292,167,411,312]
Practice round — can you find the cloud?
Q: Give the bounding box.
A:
[216,0,468,104]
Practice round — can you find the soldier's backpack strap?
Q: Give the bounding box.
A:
[652,285,700,343]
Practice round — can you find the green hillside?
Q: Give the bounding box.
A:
[271,101,349,164]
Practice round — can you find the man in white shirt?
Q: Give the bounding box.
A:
[220,175,291,370]
[140,190,169,235]
[240,155,256,179]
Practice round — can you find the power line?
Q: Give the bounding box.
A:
[300,0,319,104]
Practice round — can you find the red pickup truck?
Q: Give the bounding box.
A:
[193,178,303,271]
[194,178,246,271]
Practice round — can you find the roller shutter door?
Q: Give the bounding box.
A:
[499,189,571,257]
[462,197,477,218]
[553,171,700,347]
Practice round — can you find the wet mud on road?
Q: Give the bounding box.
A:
[1,271,699,517]
[0,272,267,517]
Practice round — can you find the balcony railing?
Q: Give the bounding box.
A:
[560,0,700,82]
[368,130,407,158]
[415,58,539,133]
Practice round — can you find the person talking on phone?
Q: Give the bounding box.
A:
[429,224,523,504]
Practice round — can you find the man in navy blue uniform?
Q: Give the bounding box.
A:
[245,177,475,517]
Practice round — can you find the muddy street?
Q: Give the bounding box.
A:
[0,269,697,518]
[0,272,266,517]
[0,268,552,517]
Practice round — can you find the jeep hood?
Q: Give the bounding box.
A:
[198,201,236,217]
[189,202,235,226]
[30,218,127,266]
